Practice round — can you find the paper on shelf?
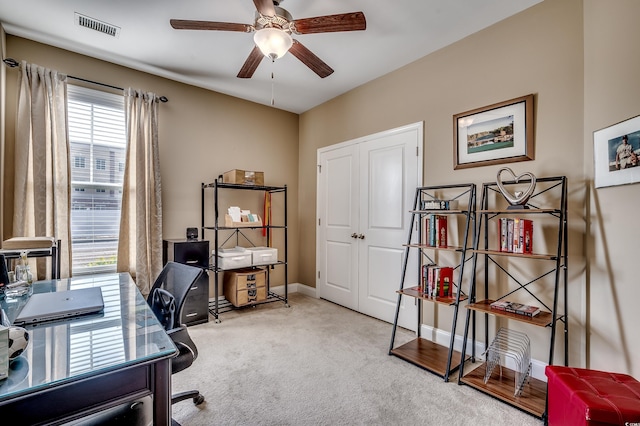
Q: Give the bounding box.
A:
[228,206,242,222]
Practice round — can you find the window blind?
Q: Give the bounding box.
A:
[68,85,126,275]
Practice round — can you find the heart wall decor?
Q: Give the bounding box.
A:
[496,167,537,208]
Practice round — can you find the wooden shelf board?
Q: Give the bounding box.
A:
[410,209,467,214]
[472,249,556,260]
[478,208,559,214]
[390,338,464,378]
[466,300,554,327]
[460,362,547,418]
[398,286,467,305]
[204,182,286,192]
[405,243,463,252]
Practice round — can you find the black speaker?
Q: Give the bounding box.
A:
[186,227,198,240]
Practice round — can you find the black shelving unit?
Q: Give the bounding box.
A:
[0,239,61,280]
[201,181,288,322]
[389,183,476,382]
[457,176,568,420]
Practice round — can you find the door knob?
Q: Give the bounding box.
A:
[351,233,358,238]
[358,234,365,239]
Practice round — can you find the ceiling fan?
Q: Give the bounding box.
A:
[170,0,366,79]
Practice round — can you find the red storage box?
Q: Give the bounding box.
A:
[545,366,640,426]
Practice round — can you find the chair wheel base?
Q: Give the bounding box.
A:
[172,389,203,406]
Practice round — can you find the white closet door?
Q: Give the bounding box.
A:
[316,144,359,310]
[317,122,422,330]
[358,127,419,328]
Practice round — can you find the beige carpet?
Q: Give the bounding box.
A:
[172,293,543,426]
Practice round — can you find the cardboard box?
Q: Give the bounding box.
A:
[215,248,252,270]
[2,236,55,249]
[223,268,267,307]
[223,169,264,186]
[246,247,278,266]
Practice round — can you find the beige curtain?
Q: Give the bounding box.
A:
[13,61,71,279]
[117,88,162,296]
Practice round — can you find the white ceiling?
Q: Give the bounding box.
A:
[1,0,542,114]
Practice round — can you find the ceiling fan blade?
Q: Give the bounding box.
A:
[170,19,252,32]
[237,46,265,78]
[293,12,366,34]
[253,0,276,17]
[288,39,334,78]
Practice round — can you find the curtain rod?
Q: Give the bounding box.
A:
[3,57,168,102]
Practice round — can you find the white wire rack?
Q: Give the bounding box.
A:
[483,328,532,396]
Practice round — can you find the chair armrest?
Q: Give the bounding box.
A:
[167,326,199,374]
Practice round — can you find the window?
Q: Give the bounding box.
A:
[68,85,126,275]
[74,156,86,168]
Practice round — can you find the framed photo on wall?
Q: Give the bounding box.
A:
[454,94,534,169]
[593,114,640,188]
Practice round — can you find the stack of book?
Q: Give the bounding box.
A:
[421,199,459,210]
[421,264,454,298]
[423,215,448,247]
[498,217,533,254]
[489,300,541,317]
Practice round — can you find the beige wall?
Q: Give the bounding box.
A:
[583,0,640,376]
[2,36,300,290]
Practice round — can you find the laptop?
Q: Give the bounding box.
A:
[13,287,105,325]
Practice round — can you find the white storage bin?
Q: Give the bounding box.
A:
[246,247,278,266]
[215,248,252,270]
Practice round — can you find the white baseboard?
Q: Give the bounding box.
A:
[420,323,547,382]
[270,283,318,298]
[271,283,318,299]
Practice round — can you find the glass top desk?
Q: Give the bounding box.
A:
[0,273,177,425]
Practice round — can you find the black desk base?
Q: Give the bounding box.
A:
[0,351,172,425]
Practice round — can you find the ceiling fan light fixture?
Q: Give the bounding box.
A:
[253,27,292,61]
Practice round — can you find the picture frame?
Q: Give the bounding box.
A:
[453,94,534,169]
[593,114,640,188]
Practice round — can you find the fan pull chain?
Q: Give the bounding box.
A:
[271,71,275,106]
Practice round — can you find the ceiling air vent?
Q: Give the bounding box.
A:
[75,13,120,38]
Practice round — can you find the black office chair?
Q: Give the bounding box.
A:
[147,261,206,424]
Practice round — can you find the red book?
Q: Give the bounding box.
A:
[423,216,430,247]
[522,219,533,254]
[439,267,454,297]
[437,216,448,248]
